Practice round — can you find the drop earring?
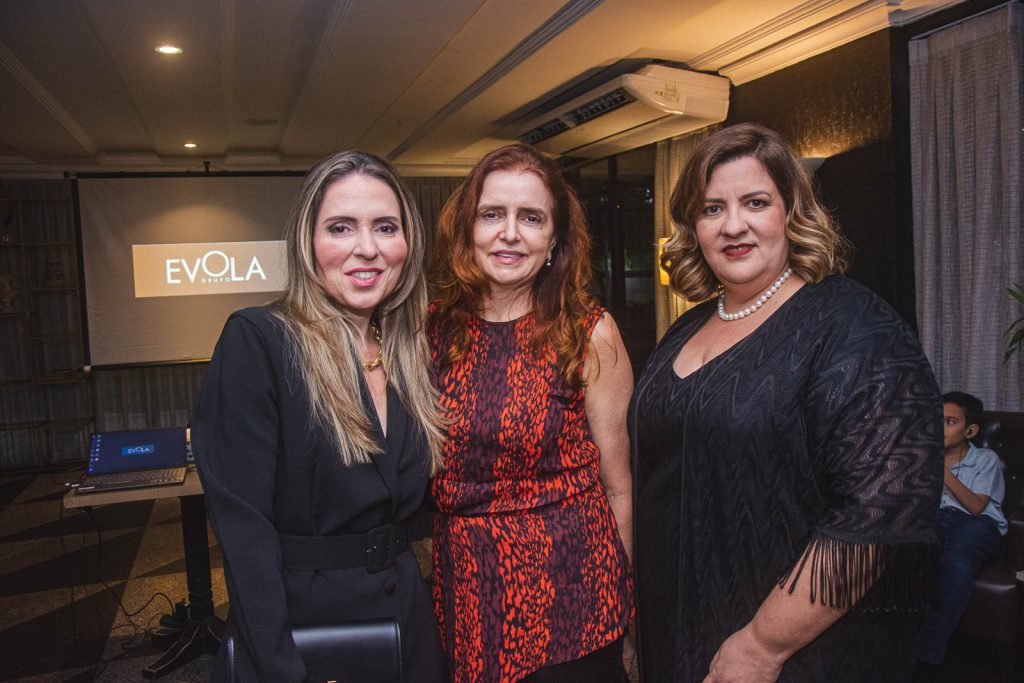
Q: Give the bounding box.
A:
[545,248,554,266]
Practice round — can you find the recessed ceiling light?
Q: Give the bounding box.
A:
[183,142,197,149]
[156,45,183,55]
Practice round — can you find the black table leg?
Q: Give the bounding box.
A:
[143,493,224,679]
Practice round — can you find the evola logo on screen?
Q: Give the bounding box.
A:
[132,241,287,297]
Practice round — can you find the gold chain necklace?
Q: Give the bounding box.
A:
[362,321,383,371]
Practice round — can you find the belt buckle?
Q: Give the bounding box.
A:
[366,524,395,573]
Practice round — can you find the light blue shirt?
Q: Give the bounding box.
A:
[941,443,1008,535]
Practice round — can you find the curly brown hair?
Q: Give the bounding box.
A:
[429,143,597,390]
[662,123,851,301]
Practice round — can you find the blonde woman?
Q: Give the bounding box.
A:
[194,151,447,682]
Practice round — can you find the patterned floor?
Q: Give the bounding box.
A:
[0,471,1015,682]
[0,470,223,682]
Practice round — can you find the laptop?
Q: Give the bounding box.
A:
[76,427,188,494]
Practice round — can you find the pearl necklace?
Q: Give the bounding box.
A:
[717,267,793,322]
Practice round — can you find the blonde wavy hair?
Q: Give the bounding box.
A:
[662,123,851,302]
[273,151,443,472]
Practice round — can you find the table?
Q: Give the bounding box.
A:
[64,467,223,679]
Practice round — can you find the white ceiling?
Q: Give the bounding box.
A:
[0,0,964,176]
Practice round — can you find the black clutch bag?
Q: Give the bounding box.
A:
[226,617,402,683]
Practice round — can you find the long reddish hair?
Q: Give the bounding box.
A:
[429,143,596,390]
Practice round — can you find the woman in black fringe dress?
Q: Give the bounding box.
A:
[632,124,942,682]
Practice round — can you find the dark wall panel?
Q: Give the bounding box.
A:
[724,30,916,325]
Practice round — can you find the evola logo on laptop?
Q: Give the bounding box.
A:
[132,241,287,297]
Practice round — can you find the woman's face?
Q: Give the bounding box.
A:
[472,169,556,299]
[695,155,789,295]
[313,173,408,318]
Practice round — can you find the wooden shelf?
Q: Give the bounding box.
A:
[0,420,46,431]
[0,373,86,385]
[0,188,90,468]
[32,333,82,341]
[43,416,94,426]
[0,241,76,248]
[36,373,88,384]
[0,198,67,204]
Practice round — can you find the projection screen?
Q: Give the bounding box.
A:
[78,175,304,367]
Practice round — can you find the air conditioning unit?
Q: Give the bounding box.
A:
[515,65,730,159]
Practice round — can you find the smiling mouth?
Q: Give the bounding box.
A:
[346,269,383,286]
[492,251,525,262]
[723,244,754,258]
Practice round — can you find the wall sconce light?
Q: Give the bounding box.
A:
[657,237,671,285]
[800,157,827,174]
[657,236,700,315]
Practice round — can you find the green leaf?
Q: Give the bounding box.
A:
[1004,285,1024,363]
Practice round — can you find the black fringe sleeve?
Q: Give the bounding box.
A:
[786,289,944,612]
[778,531,940,611]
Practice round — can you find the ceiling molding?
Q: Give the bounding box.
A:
[887,0,973,26]
[0,154,37,166]
[224,152,283,166]
[394,162,473,177]
[0,0,973,173]
[281,0,354,136]
[0,40,98,155]
[98,152,164,165]
[386,0,605,161]
[721,0,894,82]
[724,0,933,84]
[221,0,236,131]
[688,0,856,69]
[0,167,68,179]
[705,0,967,85]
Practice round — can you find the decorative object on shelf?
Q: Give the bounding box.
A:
[0,273,17,312]
[43,255,65,287]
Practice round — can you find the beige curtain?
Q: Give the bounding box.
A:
[653,127,717,339]
[92,364,207,431]
[406,177,464,246]
[910,3,1023,411]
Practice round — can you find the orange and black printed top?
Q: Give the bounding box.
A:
[429,307,633,683]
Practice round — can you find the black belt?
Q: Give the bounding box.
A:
[279,524,411,573]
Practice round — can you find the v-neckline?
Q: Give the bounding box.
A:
[364,378,390,441]
[670,281,808,383]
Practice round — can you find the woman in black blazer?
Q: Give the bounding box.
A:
[193,151,447,682]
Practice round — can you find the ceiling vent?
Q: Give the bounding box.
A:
[515,65,730,159]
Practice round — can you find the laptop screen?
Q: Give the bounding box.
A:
[87,427,187,475]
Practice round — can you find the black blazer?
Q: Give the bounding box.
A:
[193,306,446,683]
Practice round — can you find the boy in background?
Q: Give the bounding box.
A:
[914,391,1007,665]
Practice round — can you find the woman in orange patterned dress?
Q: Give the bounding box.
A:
[428,143,634,682]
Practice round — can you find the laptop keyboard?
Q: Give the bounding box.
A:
[88,468,186,485]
